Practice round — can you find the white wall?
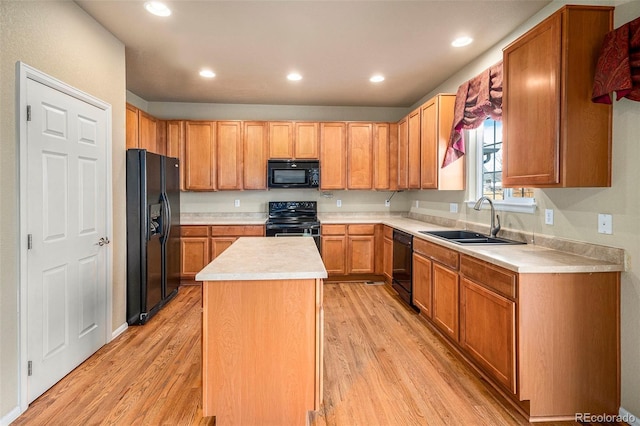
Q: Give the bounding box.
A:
[0,1,126,421]
[410,0,640,417]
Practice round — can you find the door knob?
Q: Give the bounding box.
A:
[97,237,110,246]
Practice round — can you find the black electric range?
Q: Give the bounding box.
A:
[265,201,321,251]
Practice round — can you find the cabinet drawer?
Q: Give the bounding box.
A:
[460,255,516,299]
[414,238,459,270]
[322,224,346,235]
[383,225,393,240]
[181,225,210,237]
[347,224,375,235]
[211,225,264,236]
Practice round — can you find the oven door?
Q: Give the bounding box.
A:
[265,225,321,251]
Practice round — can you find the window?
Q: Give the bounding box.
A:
[473,118,535,212]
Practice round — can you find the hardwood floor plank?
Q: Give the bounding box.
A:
[14,282,617,426]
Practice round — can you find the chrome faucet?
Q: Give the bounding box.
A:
[473,196,501,237]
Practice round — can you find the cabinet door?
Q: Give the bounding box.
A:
[321,236,346,275]
[217,121,243,190]
[432,262,459,341]
[420,98,438,189]
[347,235,375,274]
[126,103,139,149]
[185,121,216,190]
[181,237,210,281]
[407,108,421,189]
[503,13,561,186]
[460,277,516,393]
[139,110,158,153]
[269,121,294,159]
[412,252,433,318]
[347,122,373,189]
[243,121,268,189]
[397,117,408,190]
[373,123,390,190]
[211,237,237,260]
[294,122,319,159]
[166,120,185,190]
[320,122,346,190]
[383,237,393,284]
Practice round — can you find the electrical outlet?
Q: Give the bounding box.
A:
[415,200,419,208]
[385,199,391,207]
[449,203,458,213]
[598,213,612,234]
[234,199,240,208]
[336,199,342,208]
[545,209,554,225]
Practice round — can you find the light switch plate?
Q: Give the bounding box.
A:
[336,199,342,208]
[450,203,458,213]
[234,199,240,208]
[545,209,554,225]
[598,213,612,234]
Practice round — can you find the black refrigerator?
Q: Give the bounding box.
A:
[126,149,181,325]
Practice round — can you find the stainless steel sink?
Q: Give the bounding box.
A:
[419,230,525,245]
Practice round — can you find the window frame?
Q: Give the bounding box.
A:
[465,119,537,214]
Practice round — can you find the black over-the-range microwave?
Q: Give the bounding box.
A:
[267,159,320,189]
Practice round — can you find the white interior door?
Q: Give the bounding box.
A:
[26,77,108,403]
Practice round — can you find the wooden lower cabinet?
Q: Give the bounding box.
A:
[181,225,264,281]
[321,223,380,277]
[382,226,393,284]
[406,238,620,421]
[432,262,459,342]
[412,252,432,318]
[460,277,516,393]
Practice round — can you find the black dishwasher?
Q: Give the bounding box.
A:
[392,229,415,309]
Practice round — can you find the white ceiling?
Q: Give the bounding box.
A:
[75,0,551,107]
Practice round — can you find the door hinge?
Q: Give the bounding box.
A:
[27,234,33,250]
[26,105,32,122]
[28,361,32,376]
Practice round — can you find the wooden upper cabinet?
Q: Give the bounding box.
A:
[294,122,319,159]
[407,108,421,189]
[373,123,390,190]
[243,121,268,190]
[502,5,613,188]
[126,103,139,149]
[138,110,158,153]
[166,120,185,190]
[420,94,464,190]
[397,117,409,190]
[268,121,294,158]
[217,121,243,190]
[320,122,347,190]
[347,122,373,189]
[185,121,216,191]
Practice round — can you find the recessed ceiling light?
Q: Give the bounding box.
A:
[199,69,216,78]
[144,1,171,17]
[287,73,302,81]
[370,75,385,83]
[452,36,473,47]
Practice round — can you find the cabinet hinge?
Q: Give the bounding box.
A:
[27,234,33,250]
[27,105,32,122]
[28,361,32,376]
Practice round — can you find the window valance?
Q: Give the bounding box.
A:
[443,61,503,167]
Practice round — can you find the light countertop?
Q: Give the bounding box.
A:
[196,237,327,281]
[183,213,625,274]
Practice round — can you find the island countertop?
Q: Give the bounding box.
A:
[196,237,328,281]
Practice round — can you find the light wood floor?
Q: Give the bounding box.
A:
[14,283,614,425]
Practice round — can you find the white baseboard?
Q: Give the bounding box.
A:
[1,405,22,426]
[111,322,128,341]
[620,407,640,426]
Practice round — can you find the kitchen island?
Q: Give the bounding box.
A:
[195,237,327,426]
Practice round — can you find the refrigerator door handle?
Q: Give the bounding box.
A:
[161,192,172,242]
